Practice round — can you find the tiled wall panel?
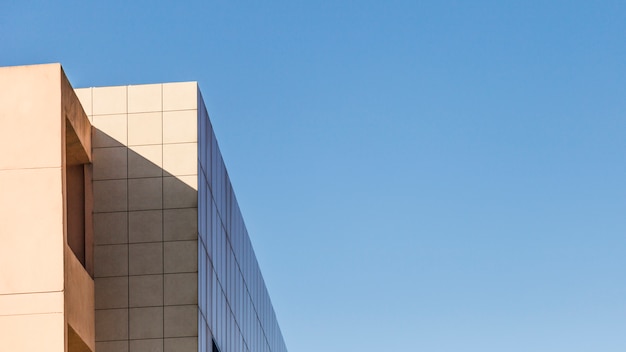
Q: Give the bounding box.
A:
[78,82,288,352]
[79,83,199,352]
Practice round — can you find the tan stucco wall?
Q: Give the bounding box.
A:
[0,63,67,351]
[65,245,96,352]
[0,63,94,352]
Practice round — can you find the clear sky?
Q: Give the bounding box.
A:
[2,1,626,351]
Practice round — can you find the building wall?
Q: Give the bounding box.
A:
[0,63,94,352]
[77,83,201,352]
[77,79,288,352]
[1,64,288,352]
[197,93,288,352]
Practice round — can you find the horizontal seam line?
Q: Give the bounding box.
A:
[0,290,63,296]
[0,166,61,172]
[0,311,63,317]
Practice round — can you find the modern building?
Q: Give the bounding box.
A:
[0,63,288,352]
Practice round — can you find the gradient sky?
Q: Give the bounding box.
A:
[2,1,626,351]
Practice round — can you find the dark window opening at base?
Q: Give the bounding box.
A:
[65,116,93,277]
[66,164,85,266]
[212,339,220,352]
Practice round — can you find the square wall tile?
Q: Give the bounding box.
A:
[94,244,128,277]
[129,275,163,307]
[163,176,197,209]
[164,337,197,352]
[130,307,164,339]
[95,308,128,341]
[96,341,129,352]
[163,143,197,176]
[163,110,197,143]
[129,242,163,275]
[129,210,162,243]
[93,114,127,148]
[128,112,162,146]
[93,86,127,115]
[129,145,163,178]
[93,147,127,180]
[128,84,162,113]
[164,240,197,273]
[74,88,92,116]
[162,82,197,111]
[128,177,162,211]
[93,179,128,212]
[95,276,128,309]
[164,273,197,306]
[164,208,197,241]
[164,305,198,337]
[94,212,128,244]
[130,339,164,352]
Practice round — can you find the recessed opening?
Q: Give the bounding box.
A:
[65,117,92,275]
[66,164,85,266]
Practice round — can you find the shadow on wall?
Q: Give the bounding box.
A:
[90,127,201,351]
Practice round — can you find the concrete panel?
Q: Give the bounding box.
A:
[129,210,163,243]
[65,245,96,352]
[129,242,163,275]
[93,146,127,180]
[163,143,197,176]
[95,308,129,341]
[93,86,127,115]
[164,273,197,305]
[0,64,62,170]
[131,339,164,352]
[94,244,129,277]
[164,240,198,273]
[97,341,129,352]
[162,82,197,111]
[128,177,163,211]
[94,212,128,245]
[95,276,129,309]
[74,87,92,117]
[93,179,128,213]
[0,291,63,316]
[163,208,198,241]
[0,168,64,294]
[129,275,163,308]
[130,306,164,339]
[0,313,64,351]
[129,145,163,178]
[164,337,197,352]
[62,70,92,163]
[93,114,127,147]
[128,112,162,146]
[163,176,198,209]
[163,110,198,143]
[128,84,162,113]
[164,305,198,337]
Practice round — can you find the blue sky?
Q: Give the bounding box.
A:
[2,1,626,351]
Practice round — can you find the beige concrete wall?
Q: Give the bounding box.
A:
[65,245,96,352]
[0,64,95,352]
[76,82,200,352]
[0,64,66,351]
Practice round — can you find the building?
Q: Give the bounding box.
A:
[0,63,289,352]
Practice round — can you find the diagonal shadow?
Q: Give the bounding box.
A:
[90,125,287,352]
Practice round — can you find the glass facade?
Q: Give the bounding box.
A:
[197,92,288,352]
